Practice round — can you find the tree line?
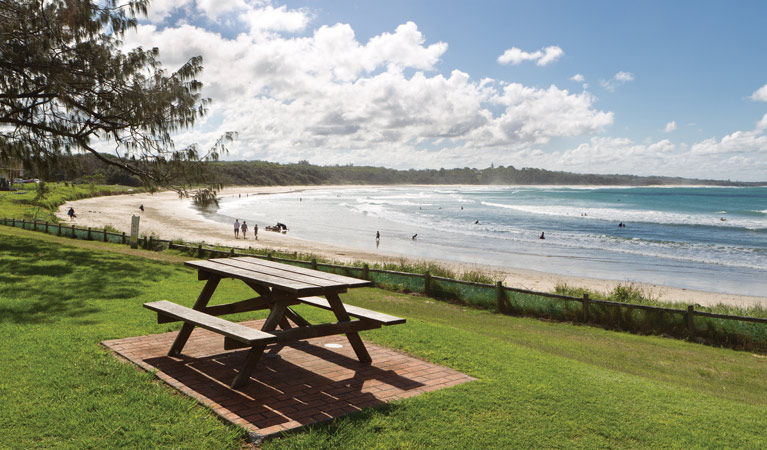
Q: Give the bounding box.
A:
[35,154,764,187]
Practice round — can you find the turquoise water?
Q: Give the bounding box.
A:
[213,186,767,296]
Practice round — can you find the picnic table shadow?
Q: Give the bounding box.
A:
[144,340,424,430]
[0,238,176,325]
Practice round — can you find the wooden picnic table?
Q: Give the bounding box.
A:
[144,257,405,389]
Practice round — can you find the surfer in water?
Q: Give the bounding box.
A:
[539,232,545,240]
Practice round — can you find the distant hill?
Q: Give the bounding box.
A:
[40,154,766,187]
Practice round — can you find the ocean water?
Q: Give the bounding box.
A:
[210,186,767,297]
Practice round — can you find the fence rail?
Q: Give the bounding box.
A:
[3,217,766,351]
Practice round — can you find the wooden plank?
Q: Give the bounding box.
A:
[202,297,270,317]
[184,259,325,295]
[298,296,406,325]
[144,301,276,345]
[230,257,372,288]
[269,319,380,342]
[212,258,343,288]
[157,297,269,323]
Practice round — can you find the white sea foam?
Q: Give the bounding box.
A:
[480,201,767,230]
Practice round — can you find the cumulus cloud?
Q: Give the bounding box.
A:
[665,121,677,132]
[497,46,563,66]
[120,11,612,170]
[602,71,634,92]
[751,84,767,102]
[114,5,767,180]
[550,121,767,181]
[690,114,767,156]
[240,3,311,32]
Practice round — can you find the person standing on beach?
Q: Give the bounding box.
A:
[234,219,240,238]
[241,221,248,238]
[254,224,258,240]
[376,231,380,241]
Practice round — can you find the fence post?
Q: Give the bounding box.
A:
[423,270,431,296]
[363,263,369,280]
[230,247,235,257]
[582,294,590,323]
[103,227,108,242]
[293,251,297,259]
[87,227,92,240]
[21,219,25,229]
[57,223,62,236]
[71,225,76,238]
[197,244,203,258]
[496,281,506,314]
[122,232,126,245]
[687,305,695,337]
[45,222,49,233]
[148,236,153,249]
[311,258,317,270]
[267,252,273,260]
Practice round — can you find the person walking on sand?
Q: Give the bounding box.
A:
[254,224,258,240]
[68,207,75,220]
[376,231,380,241]
[234,219,240,238]
[139,204,144,212]
[241,221,248,238]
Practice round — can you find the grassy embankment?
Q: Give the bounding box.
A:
[1,225,767,449]
[0,182,141,223]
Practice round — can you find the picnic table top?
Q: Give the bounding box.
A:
[184,257,372,295]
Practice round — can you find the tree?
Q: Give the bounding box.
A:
[0,0,231,198]
[32,179,50,220]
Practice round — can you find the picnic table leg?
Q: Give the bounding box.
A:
[284,307,311,327]
[261,301,292,355]
[325,292,372,363]
[231,343,268,389]
[168,276,221,356]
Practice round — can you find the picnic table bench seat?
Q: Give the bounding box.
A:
[144,300,277,352]
[298,296,406,325]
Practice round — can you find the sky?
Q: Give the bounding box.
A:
[121,0,767,181]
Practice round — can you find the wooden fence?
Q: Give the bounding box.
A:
[3,217,767,348]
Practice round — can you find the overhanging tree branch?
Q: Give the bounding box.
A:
[0,0,232,195]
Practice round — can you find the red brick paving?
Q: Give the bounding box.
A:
[102,319,475,439]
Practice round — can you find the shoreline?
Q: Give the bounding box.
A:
[57,185,767,309]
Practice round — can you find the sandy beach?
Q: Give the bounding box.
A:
[57,186,767,309]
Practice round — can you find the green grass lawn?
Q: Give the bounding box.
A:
[1,226,767,449]
[0,182,139,222]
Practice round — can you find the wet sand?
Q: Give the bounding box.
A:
[57,186,767,309]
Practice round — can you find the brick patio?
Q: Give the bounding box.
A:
[102,319,475,439]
